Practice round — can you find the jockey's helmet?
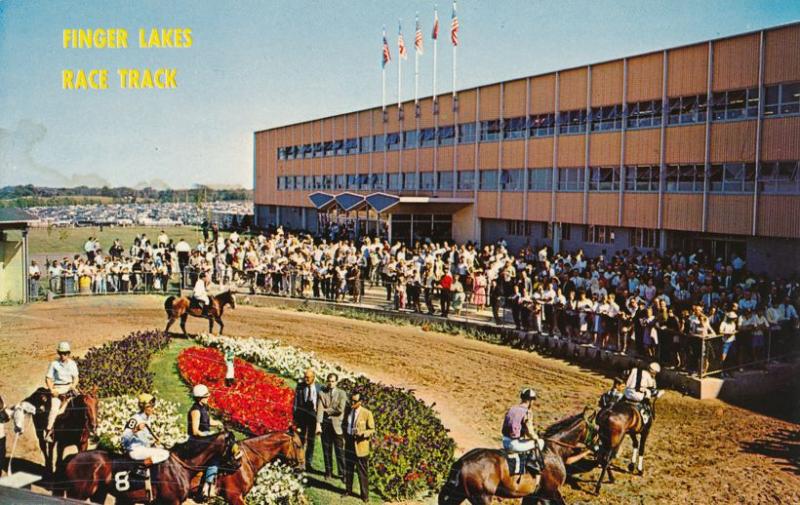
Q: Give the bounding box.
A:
[57,341,71,354]
[520,388,537,401]
[648,362,661,374]
[193,384,210,398]
[138,393,156,408]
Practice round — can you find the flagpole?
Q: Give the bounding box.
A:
[414,14,420,106]
[398,20,403,109]
[382,26,387,113]
[452,1,457,99]
[432,6,438,103]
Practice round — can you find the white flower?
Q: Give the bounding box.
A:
[96,394,187,452]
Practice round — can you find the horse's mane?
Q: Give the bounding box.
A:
[542,412,584,438]
[171,433,224,459]
[24,387,50,406]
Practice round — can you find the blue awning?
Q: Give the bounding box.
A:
[308,192,336,210]
[365,192,401,213]
[334,192,367,212]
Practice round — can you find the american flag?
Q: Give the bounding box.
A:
[432,8,439,40]
[415,15,423,54]
[450,1,459,46]
[382,29,391,68]
[398,24,407,59]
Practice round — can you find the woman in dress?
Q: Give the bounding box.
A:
[471,269,488,312]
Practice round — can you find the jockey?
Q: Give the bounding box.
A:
[121,394,169,465]
[501,388,544,473]
[193,270,212,316]
[44,341,79,442]
[623,362,660,403]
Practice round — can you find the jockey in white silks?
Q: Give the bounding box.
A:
[193,270,212,315]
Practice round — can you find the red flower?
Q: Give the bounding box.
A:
[177,347,294,434]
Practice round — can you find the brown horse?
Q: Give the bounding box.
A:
[216,429,306,505]
[164,290,237,336]
[438,409,598,505]
[20,386,98,480]
[593,390,662,495]
[61,431,241,504]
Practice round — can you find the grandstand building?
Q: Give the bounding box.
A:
[254,22,800,275]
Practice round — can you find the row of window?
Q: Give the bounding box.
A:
[503,221,663,248]
[276,82,800,160]
[276,161,800,194]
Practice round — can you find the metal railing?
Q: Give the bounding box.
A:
[29,272,180,300]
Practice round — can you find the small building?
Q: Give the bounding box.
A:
[0,208,36,303]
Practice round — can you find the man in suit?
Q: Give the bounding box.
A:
[343,393,375,503]
[293,368,322,471]
[316,373,347,481]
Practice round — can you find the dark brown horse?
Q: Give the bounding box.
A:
[61,431,241,504]
[164,290,237,336]
[438,409,598,505]
[20,386,98,480]
[217,429,306,505]
[593,390,662,495]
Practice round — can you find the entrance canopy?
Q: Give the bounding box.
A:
[309,191,472,214]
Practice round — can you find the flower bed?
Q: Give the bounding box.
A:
[196,333,357,382]
[177,346,294,434]
[194,334,455,500]
[95,394,186,452]
[77,330,171,396]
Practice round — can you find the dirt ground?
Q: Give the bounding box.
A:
[1,295,798,504]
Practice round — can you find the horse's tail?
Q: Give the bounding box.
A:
[438,458,467,505]
[164,295,176,317]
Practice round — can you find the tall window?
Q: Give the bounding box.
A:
[323,175,334,189]
[557,168,585,191]
[528,168,553,191]
[359,136,372,154]
[584,225,615,244]
[627,100,663,129]
[276,147,286,160]
[358,174,370,190]
[286,145,298,160]
[420,172,436,190]
[708,163,755,193]
[438,171,454,191]
[590,105,623,132]
[665,164,705,192]
[760,161,800,194]
[503,117,528,140]
[529,113,556,137]
[667,95,708,125]
[624,166,659,192]
[344,138,359,154]
[632,228,659,249]
[388,173,401,190]
[370,173,386,191]
[373,134,386,152]
[386,132,401,151]
[335,174,346,189]
[419,128,436,148]
[313,143,324,158]
[404,172,418,190]
[458,122,477,144]
[347,174,358,190]
[500,169,523,191]
[558,109,587,134]
[277,176,286,190]
[302,144,314,159]
[480,170,498,190]
[764,82,800,117]
[323,141,335,157]
[589,167,620,191]
[506,220,531,236]
[314,175,323,189]
[480,120,502,142]
[458,171,475,190]
[403,130,418,149]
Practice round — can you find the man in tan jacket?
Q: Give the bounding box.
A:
[342,392,375,502]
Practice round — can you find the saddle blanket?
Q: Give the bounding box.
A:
[505,451,531,476]
[109,457,160,494]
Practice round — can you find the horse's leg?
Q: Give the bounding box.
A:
[593,452,612,495]
[209,314,214,334]
[181,313,188,337]
[637,426,651,475]
[165,316,175,333]
[627,432,640,473]
[216,316,224,335]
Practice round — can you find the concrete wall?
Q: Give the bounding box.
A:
[452,206,478,244]
[746,236,800,277]
[0,238,24,303]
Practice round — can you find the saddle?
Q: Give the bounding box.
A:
[625,399,653,425]
[504,449,543,477]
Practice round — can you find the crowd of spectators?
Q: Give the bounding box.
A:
[32,225,799,376]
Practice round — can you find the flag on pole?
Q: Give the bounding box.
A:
[398,23,407,59]
[382,28,391,67]
[450,1,459,46]
[415,15,423,54]
[432,7,439,39]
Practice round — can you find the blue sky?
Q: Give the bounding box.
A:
[0,0,798,189]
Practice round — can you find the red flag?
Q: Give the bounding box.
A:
[450,2,459,46]
[415,16,423,54]
[432,9,439,40]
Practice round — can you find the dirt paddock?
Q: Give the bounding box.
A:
[1,296,798,504]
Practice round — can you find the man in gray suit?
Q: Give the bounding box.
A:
[316,372,347,481]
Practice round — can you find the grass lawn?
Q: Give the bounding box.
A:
[149,338,383,504]
[28,225,204,255]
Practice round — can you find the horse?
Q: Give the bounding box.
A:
[438,409,598,505]
[593,389,662,495]
[164,290,237,336]
[217,428,306,505]
[61,431,241,504]
[18,386,98,480]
